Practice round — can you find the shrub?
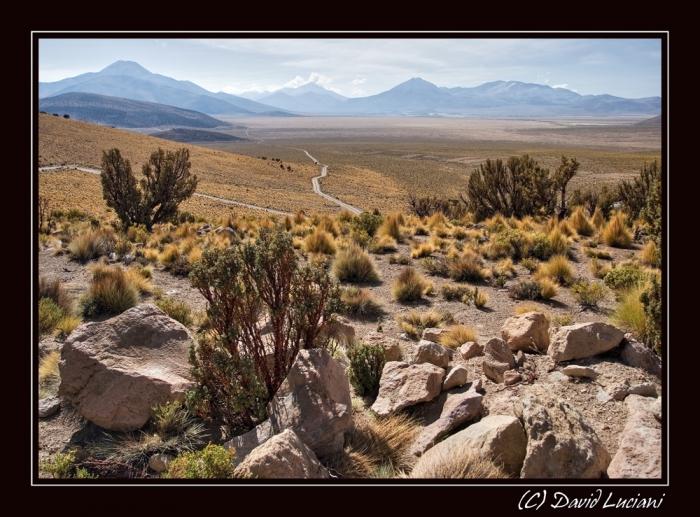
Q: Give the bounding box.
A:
[569,279,607,308]
[529,232,553,260]
[40,451,78,479]
[640,275,662,355]
[519,257,539,272]
[617,161,661,222]
[341,287,384,318]
[389,254,410,265]
[536,255,574,286]
[304,228,337,255]
[165,444,236,479]
[351,212,384,237]
[38,276,73,314]
[39,298,64,336]
[392,267,431,302]
[79,265,140,317]
[489,229,531,260]
[333,245,380,283]
[438,324,478,349]
[188,227,342,432]
[604,265,644,292]
[155,297,193,326]
[602,212,633,248]
[347,342,386,397]
[68,227,116,261]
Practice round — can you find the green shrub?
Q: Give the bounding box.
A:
[164,444,236,479]
[609,283,647,344]
[351,212,384,237]
[569,279,607,308]
[155,297,193,326]
[604,265,644,291]
[347,342,386,397]
[519,257,539,272]
[640,276,662,355]
[39,297,64,336]
[333,245,380,283]
[40,451,77,479]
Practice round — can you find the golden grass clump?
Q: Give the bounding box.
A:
[125,267,154,294]
[333,245,380,283]
[39,350,61,399]
[569,206,595,237]
[409,443,510,479]
[411,242,435,259]
[304,228,337,255]
[493,257,516,278]
[547,227,569,257]
[55,314,83,338]
[392,267,432,302]
[535,255,574,286]
[591,206,606,229]
[609,282,648,341]
[513,303,542,315]
[396,309,454,337]
[589,257,612,279]
[38,276,73,314]
[427,212,448,228]
[538,277,559,300]
[474,288,489,308]
[438,324,478,348]
[68,227,116,261]
[327,413,420,478]
[641,240,660,267]
[558,219,576,238]
[341,286,384,317]
[602,212,633,248]
[80,263,140,317]
[370,235,398,254]
[448,249,487,281]
[378,213,404,242]
[159,244,181,266]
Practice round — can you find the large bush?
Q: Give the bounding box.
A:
[101,147,198,230]
[347,342,386,397]
[188,226,342,432]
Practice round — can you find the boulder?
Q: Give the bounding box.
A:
[607,380,630,401]
[620,341,662,378]
[650,397,662,421]
[413,340,449,368]
[628,383,658,398]
[442,366,468,391]
[266,349,352,459]
[607,395,661,478]
[482,337,516,383]
[38,396,61,418]
[223,420,275,466]
[561,365,597,379]
[58,304,195,431]
[362,332,401,362]
[412,415,527,478]
[371,362,445,416]
[234,429,331,479]
[460,341,484,360]
[316,316,355,347]
[548,322,624,363]
[421,328,449,343]
[411,391,483,455]
[501,312,549,352]
[515,386,611,478]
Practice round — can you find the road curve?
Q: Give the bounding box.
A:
[247,131,364,214]
[38,165,293,216]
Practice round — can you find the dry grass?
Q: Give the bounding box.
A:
[378,213,404,242]
[602,212,633,248]
[333,245,380,283]
[609,282,648,341]
[68,227,116,262]
[409,443,510,479]
[641,240,660,267]
[39,350,61,399]
[569,206,595,237]
[326,412,420,478]
[538,277,560,300]
[38,276,73,314]
[304,228,337,255]
[341,287,384,318]
[448,249,487,281]
[411,242,435,259]
[438,324,478,348]
[80,263,140,317]
[395,309,454,338]
[392,267,432,302]
[535,255,574,286]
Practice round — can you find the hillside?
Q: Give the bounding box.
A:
[39,92,233,129]
[150,128,248,143]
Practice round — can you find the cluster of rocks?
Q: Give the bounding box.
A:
[196,224,237,237]
[43,304,662,480]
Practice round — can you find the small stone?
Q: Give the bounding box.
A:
[596,388,614,404]
[607,380,630,401]
[148,453,174,473]
[628,383,658,398]
[421,328,449,343]
[442,366,468,391]
[38,397,61,418]
[561,365,597,379]
[468,379,483,392]
[460,341,484,360]
[503,371,522,386]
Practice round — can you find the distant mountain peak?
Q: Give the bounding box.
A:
[99,60,152,76]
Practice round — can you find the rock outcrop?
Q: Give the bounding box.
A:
[413,340,449,368]
[501,312,549,352]
[58,304,195,431]
[482,337,516,383]
[548,322,624,363]
[371,362,444,416]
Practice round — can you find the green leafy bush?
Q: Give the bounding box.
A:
[39,297,64,336]
[350,212,384,237]
[164,444,236,479]
[569,279,607,308]
[347,342,386,397]
[640,276,662,356]
[604,266,644,291]
[155,297,193,326]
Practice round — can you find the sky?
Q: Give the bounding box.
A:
[36,35,663,99]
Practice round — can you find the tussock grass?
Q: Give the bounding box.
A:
[392,267,432,302]
[333,245,380,283]
[55,314,82,338]
[448,250,487,282]
[474,288,489,308]
[441,283,473,302]
[609,282,648,340]
[519,257,539,272]
[591,206,606,229]
[304,228,337,255]
[155,297,193,327]
[535,255,574,286]
[409,443,510,479]
[603,212,633,248]
[513,303,542,315]
[370,235,398,254]
[389,254,410,265]
[589,257,612,279]
[378,213,404,242]
[80,264,140,317]
[125,268,153,294]
[159,244,181,266]
[38,276,73,314]
[39,350,61,399]
[641,240,660,267]
[547,227,569,257]
[493,258,516,278]
[396,309,454,338]
[411,242,435,259]
[570,206,595,237]
[538,277,559,300]
[39,298,64,336]
[68,227,116,261]
[326,413,420,478]
[341,287,384,318]
[438,324,478,348]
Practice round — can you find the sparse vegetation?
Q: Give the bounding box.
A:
[164,444,236,479]
[392,267,432,302]
[333,245,380,283]
[438,324,478,348]
[409,444,510,479]
[570,279,607,308]
[341,287,384,317]
[395,309,454,338]
[155,297,193,326]
[79,262,140,317]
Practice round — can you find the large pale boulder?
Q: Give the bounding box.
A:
[620,341,662,378]
[371,362,444,416]
[515,386,611,478]
[501,312,550,352]
[316,315,355,346]
[58,304,195,431]
[482,337,516,383]
[362,332,401,362]
[412,415,527,478]
[266,349,352,459]
[411,391,483,455]
[607,395,661,478]
[548,322,624,363]
[234,429,331,479]
[460,341,483,360]
[223,420,275,466]
[413,340,449,368]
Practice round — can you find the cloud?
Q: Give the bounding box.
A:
[351,88,366,97]
[552,84,569,89]
[351,78,366,85]
[283,72,334,89]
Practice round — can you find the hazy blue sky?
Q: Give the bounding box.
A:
[37,36,663,99]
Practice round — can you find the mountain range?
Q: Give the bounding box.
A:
[39,61,661,122]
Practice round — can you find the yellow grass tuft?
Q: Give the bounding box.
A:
[602,212,633,248]
[438,324,478,348]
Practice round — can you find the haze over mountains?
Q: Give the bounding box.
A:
[39,61,661,126]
